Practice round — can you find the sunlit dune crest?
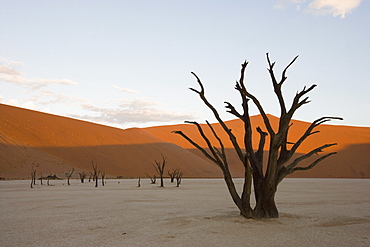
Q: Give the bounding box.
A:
[0,103,369,179]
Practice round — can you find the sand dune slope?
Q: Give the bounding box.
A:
[0,104,369,179]
[144,115,370,178]
[0,104,220,179]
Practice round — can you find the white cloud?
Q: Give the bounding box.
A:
[275,0,362,18]
[22,101,38,110]
[307,0,362,18]
[70,99,194,127]
[0,65,21,75]
[0,58,23,66]
[112,85,139,94]
[42,78,77,86]
[274,0,307,9]
[26,90,89,107]
[3,98,37,111]
[0,57,78,89]
[7,99,20,106]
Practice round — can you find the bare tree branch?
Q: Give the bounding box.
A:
[172,130,219,166]
[285,143,338,172]
[291,152,337,172]
[188,74,245,163]
[289,117,343,157]
[206,121,228,165]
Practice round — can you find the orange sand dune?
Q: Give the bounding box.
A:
[0,104,221,179]
[0,103,369,179]
[144,115,370,178]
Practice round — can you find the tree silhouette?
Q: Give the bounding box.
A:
[146,173,156,184]
[91,161,100,188]
[78,171,88,183]
[65,168,74,185]
[173,53,342,219]
[152,154,167,187]
[175,169,183,187]
[101,171,106,186]
[168,169,178,183]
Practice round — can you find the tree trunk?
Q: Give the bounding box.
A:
[223,170,253,218]
[240,168,253,218]
[253,186,278,219]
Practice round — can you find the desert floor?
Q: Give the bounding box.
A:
[1,178,369,247]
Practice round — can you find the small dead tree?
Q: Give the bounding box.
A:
[78,171,88,183]
[30,172,35,189]
[168,169,178,183]
[92,161,100,188]
[173,54,342,219]
[65,168,74,185]
[39,173,43,185]
[153,154,167,187]
[137,177,141,187]
[175,170,183,187]
[146,173,156,184]
[30,165,37,188]
[101,171,106,186]
[47,175,50,186]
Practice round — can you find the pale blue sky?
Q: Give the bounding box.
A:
[1,0,369,129]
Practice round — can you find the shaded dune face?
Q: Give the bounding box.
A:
[0,104,221,179]
[0,103,369,179]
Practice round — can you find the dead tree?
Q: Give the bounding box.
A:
[65,168,74,185]
[78,171,88,183]
[101,171,106,186]
[30,165,37,187]
[92,161,100,188]
[30,172,35,188]
[146,173,156,184]
[137,177,141,187]
[168,169,178,183]
[175,170,183,187]
[173,53,342,219]
[153,154,167,187]
[47,175,50,186]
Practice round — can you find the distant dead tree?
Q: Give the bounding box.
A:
[39,173,43,185]
[101,171,106,186]
[65,168,74,185]
[168,169,178,183]
[153,154,167,187]
[78,171,88,183]
[173,53,342,219]
[46,174,53,186]
[92,161,100,188]
[175,170,183,187]
[31,164,39,185]
[30,166,37,188]
[88,172,93,182]
[137,177,141,187]
[146,173,156,184]
[30,172,35,188]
